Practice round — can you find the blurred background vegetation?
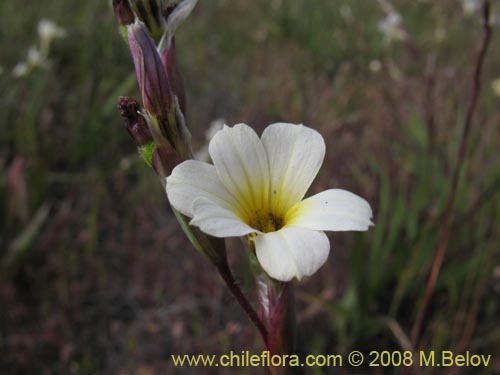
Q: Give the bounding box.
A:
[1,0,499,373]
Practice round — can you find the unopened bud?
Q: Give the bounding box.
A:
[128,21,173,121]
[128,21,193,159]
[117,96,153,146]
[131,0,164,42]
[113,0,135,26]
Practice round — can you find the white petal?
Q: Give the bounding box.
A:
[261,123,325,215]
[166,160,244,217]
[286,189,373,231]
[254,226,330,281]
[190,197,256,238]
[209,124,270,215]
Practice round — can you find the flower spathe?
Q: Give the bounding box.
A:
[166,123,373,281]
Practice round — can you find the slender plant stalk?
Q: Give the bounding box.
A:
[216,262,269,345]
[424,55,437,154]
[457,173,500,227]
[410,1,492,346]
[174,210,268,343]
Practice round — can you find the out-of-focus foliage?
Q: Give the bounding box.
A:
[0,0,499,373]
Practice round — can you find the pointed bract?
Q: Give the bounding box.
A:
[161,40,186,116]
[161,0,199,50]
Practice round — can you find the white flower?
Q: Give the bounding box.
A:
[26,46,44,66]
[340,5,353,22]
[369,60,382,73]
[194,118,225,161]
[12,62,29,78]
[37,19,66,45]
[166,123,373,281]
[492,78,500,98]
[12,46,47,78]
[461,0,481,15]
[377,11,408,42]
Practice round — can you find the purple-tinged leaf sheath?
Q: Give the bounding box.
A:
[161,39,186,116]
[152,146,182,180]
[258,279,296,358]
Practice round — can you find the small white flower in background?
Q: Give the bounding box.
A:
[340,5,353,22]
[26,46,45,66]
[167,123,373,281]
[194,119,225,161]
[38,18,66,46]
[12,62,30,78]
[378,11,408,43]
[434,27,447,43]
[369,59,382,73]
[461,0,500,26]
[12,19,65,78]
[492,78,500,98]
[461,0,481,15]
[12,46,47,78]
[206,119,225,140]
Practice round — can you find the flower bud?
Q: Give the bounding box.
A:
[128,21,173,122]
[130,0,164,42]
[113,0,135,26]
[117,96,153,146]
[128,21,193,160]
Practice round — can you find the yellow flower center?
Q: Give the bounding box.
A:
[247,209,284,233]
